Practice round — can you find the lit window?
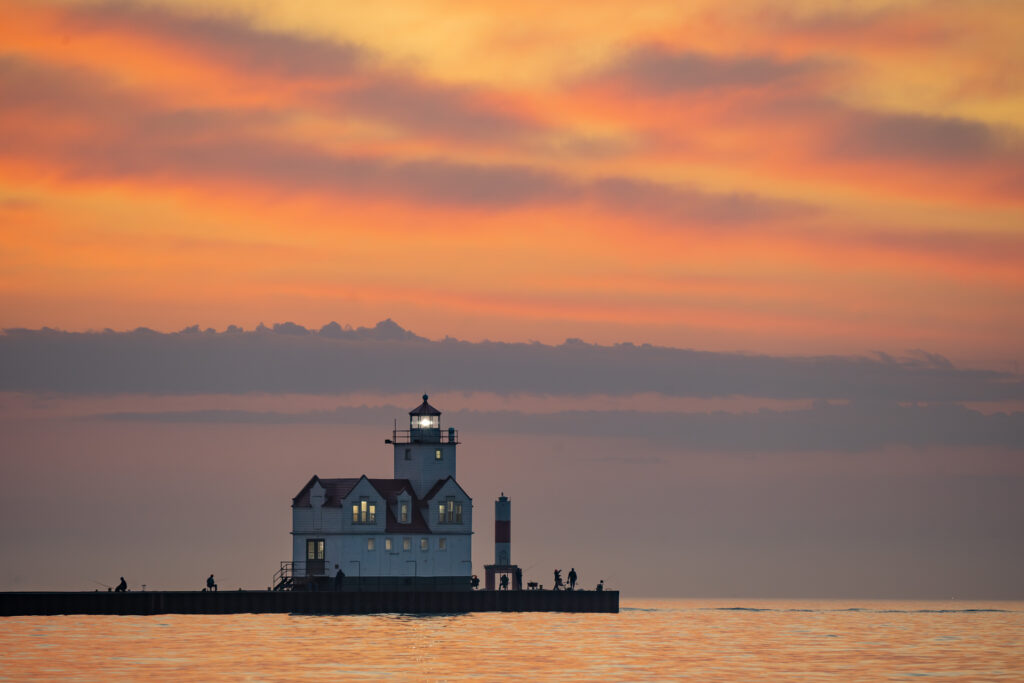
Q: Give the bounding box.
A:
[306,539,324,561]
[435,448,443,461]
[402,537,411,551]
[440,497,463,524]
[385,538,393,551]
[438,537,447,551]
[420,538,428,551]
[400,502,409,523]
[352,499,376,524]
[367,538,375,551]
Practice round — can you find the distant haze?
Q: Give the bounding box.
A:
[1,321,1021,598]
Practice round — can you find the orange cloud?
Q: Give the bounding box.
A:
[1,0,1022,365]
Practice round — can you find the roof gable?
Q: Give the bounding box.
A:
[422,476,472,503]
[292,475,361,507]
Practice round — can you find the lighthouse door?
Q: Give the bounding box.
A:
[306,538,325,575]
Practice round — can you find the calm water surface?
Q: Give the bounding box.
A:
[1,599,1021,681]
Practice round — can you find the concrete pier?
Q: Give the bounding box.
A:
[0,590,618,616]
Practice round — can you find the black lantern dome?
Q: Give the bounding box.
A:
[409,394,441,435]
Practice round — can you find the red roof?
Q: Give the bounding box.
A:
[421,475,472,504]
[292,475,436,533]
[291,476,361,507]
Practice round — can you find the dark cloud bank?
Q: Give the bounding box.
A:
[2,319,1021,401]
[2,320,1022,452]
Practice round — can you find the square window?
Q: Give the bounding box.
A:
[402,537,411,551]
[385,538,393,551]
[367,538,375,551]
[439,537,447,551]
[420,538,429,551]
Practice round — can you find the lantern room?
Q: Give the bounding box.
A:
[409,394,442,440]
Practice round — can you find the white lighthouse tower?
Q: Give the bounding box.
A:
[393,394,458,498]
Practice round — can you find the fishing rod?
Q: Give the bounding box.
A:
[88,579,113,589]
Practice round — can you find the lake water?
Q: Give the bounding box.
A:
[1,599,1022,681]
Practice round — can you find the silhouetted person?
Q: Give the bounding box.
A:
[514,566,523,591]
[500,574,509,590]
[596,580,604,592]
[207,574,217,592]
[470,575,480,589]
[334,565,345,592]
[568,567,577,591]
[115,577,127,592]
[553,569,563,591]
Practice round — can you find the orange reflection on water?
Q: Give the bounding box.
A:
[1,599,1022,681]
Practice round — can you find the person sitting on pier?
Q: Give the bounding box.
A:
[115,577,127,592]
[206,574,218,592]
[596,580,604,592]
[568,567,577,591]
[500,574,509,590]
[471,575,480,589]
[553,569,563,591]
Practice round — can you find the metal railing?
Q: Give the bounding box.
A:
[389,428,459,445]
[273,560,329,591]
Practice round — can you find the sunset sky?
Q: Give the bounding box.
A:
[1,0,1022,597]
[2,0,1022,361]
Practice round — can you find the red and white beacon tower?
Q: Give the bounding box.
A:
[484,493,521,590]
[495,493,511,566]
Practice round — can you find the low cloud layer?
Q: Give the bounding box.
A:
[2,320,1021,402]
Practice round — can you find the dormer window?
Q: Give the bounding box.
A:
[352,499,376,524]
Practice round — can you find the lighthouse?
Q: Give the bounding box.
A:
[495,493,511,566]
[484,493,521,590]
[287,395,473,591]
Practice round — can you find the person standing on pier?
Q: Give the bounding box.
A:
[334,565,345,592]
[568,568,577,591]
[554,569,563,590]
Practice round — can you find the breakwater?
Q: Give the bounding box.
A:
[0,589,618,616]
